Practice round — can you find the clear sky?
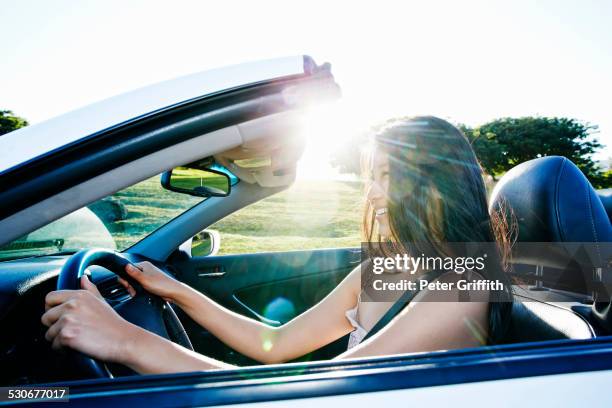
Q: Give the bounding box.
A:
[2,0,611,168]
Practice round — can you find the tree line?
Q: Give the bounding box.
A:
[331,116,611,189]
[0,110,28,136]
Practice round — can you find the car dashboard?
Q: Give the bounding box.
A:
[0,256,131,385]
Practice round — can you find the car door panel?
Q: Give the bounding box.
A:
[170,247,360,364]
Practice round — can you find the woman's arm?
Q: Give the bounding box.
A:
[42,276,234,373]
[121,323,235,373]
[160,264,360,364]
[43,263,362,374]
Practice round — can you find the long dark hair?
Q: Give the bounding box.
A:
[361,116,515,344]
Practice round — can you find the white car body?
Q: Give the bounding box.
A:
[0,56,305,175]
[219,370,612,408]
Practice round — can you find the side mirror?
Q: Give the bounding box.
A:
[191,229,221,257]
[161,166,231,198]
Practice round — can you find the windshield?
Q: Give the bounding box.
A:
[0,174,208,261]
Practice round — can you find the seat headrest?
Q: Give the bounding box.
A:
[489,156,612,268]
[598,189,612,221]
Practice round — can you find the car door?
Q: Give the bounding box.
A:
[169,178,364,364]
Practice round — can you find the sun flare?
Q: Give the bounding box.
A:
[296,100,377,181]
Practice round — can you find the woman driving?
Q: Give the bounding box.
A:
[42,116,514,373]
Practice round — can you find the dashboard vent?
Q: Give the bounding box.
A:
[97,278,131,302]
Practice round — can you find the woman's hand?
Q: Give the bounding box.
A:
[119,261,183,302]
[41,276,139,364]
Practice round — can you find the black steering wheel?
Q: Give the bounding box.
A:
[57,248,193,378]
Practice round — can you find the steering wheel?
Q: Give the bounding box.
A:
[56,248,193,378]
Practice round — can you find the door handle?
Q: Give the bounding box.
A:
[196,265,225,278]
[348,248,362,264]
[198,271,226,278]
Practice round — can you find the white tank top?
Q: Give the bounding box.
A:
[344,295,368,349]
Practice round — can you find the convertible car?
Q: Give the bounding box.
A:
[1,56,612,407]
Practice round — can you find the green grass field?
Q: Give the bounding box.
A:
[1,172,497,260]
[106,177,202,249]
[211,180,363,254]
[105,177,364,255]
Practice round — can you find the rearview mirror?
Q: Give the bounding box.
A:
[161,166,231,197]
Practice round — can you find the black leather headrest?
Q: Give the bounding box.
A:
[489,156,612,268]
[598,189,612,222]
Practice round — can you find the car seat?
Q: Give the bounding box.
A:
[489,156,612,342]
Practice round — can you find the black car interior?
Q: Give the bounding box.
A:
[490,156,612,343]
[1,155,611,385]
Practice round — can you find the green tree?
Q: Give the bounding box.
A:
[331,116,609,189]
[459,123,507,177]
[589,169,612,189]
[0,110,29,136]
[465,117,607,187]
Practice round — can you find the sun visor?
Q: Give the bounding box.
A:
[214,111,306,187]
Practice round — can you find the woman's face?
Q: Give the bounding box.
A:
[367,147,391,238]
